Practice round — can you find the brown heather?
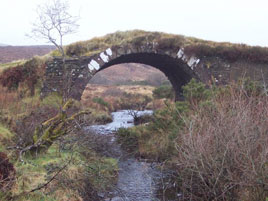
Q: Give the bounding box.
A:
[175,83,268,201]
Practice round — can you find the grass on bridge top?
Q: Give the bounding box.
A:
[61,30,268,64]
[61,30,206,57]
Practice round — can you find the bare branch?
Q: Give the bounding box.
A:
[28,0,79,54]
[28,0,80,100]
[29,155,73,193]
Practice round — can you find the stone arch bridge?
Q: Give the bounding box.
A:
[41,31,268,100]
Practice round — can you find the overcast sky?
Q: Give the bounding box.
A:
[1,0,268,47]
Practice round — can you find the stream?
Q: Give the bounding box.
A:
[85,110,179,201]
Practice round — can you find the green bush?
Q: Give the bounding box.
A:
[116,127,139,153]
[134,114,154,125]
[238,78,263,96]
[182,78,210,104]
[153,84,174,99]
[92,97,109,108]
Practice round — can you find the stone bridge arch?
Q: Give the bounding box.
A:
[41,30,268,101]
[42,43,201,100]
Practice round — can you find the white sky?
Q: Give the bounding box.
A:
[1,0,268,47]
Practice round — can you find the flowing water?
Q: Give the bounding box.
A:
[86,110,179,201]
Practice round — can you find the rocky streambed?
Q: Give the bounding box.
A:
[85,110,179,201]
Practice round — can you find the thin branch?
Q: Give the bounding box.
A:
[29,154,73,193]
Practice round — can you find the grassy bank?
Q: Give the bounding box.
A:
[0,54,167,200]
[0,83,117,201]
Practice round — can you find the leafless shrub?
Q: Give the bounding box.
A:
[175,84,268,201]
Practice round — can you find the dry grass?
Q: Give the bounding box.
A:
[118,85,154,96]
[12,145,84,201]
[81,84,155,111]
[82,84,154,98]
[0,85,19,113]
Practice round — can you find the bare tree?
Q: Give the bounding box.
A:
[30,0,79,57]
[18,0,88,156]
[29,0,79,100]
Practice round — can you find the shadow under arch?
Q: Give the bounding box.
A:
[94,52,198,100]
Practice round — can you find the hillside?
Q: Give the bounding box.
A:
[89,63,168,86]
[0,43,9,47]
[0,45,55,63]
